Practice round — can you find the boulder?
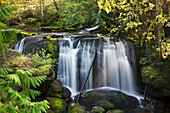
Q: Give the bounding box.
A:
[56,87,71,99]
[68,102,83,113]
[78,88,139,110]
[91,106,105,113]
[51,80,63,93]
[106,109,124,113]
[47,97,67,113]
[93,100,114,110]
[124,107,153,113]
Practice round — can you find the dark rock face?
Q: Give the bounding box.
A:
[51,80,63,93]
[77,88,139,110]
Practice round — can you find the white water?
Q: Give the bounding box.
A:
[15,35,136,95]
[57,39,136,94]
[14,36,44,54]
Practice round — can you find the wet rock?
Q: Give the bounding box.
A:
[124,107,153,113]
[47,97,67,113]
[56,87,71,99]
[68,102,83,113]
[93,100,114,110]
[38,80,53,97]
[51,80,63,93]
[106,109,124,113]
[91,106,105,113]
[78,88,139,110]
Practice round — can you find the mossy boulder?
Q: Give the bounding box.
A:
[47,97,67,113]
[106,109,124,113]
[78,88,138,110]
[141,66,170,98]
[68,102,83,113]
[91,106,105,113]
[93,100,114,110]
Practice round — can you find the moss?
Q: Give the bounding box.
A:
[106,109,124,113]
[0,49,56,78]
[68,102,83,113]
[91,106,105,113]
[141,66,166,87]
[93,100,114,110]
[41,26,61,31]
[52,98,67,113]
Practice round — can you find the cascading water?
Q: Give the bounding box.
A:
[14,34,136,95]
[57,37,136,94]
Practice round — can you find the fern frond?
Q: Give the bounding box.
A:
[0,22,7,29]
[29,89,41,100]
[0,68,8,75]
[6,74,21,85]
[29,76,47,88]
[0,6,16,20]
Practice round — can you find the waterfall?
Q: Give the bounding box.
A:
[57,38,136,94]
[15,34,136,94]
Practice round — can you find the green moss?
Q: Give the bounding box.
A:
[93,100,114,110]
[141,66,166,87]
[91,106,105,113]
[68,102,83,113]
[106,109,124,113]
[53,98,67,113]
[20,32,33,36]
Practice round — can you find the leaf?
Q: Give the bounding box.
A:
[7,74,21,85]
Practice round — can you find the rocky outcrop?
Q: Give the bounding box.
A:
[77,88,139,110]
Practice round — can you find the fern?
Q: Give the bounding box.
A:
[0,5,17,57]
[0,68,50,113]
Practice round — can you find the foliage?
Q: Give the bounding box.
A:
[56,0,99,30]
[0,49,57,113]
[0,68,50,113]
[141,66,166,86]
[97,0,169,60]
[0,5,17,57]
[4,0,68,27]
[46,36,58,57]
[161,39,170,59]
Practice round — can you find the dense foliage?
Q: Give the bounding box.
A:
[97,0,169,62]
[56,0,99,30]
[0,5,17,57]
[0,49,56,113]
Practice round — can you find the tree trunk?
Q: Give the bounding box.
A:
[0,0,2,7]
[53,0,59,11]
[40,0,44,25]
[146,39,152,59]
[155,0,161,56]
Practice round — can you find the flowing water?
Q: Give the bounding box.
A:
[14,34,137,95]
[57,37,136,94]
